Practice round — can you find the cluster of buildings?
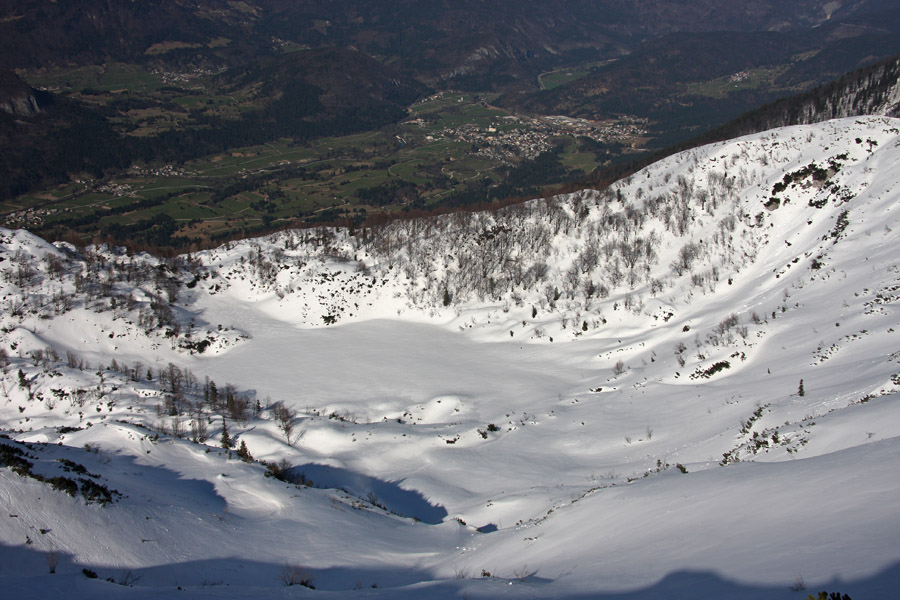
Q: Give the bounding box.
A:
[127,164,185,177]
[151,67,219,86]
[3,206,64,229]
[97,182,136,197]
[423,112,648,163]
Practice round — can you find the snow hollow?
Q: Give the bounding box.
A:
[1,116,900,599]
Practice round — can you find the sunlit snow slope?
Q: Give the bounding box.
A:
[1,116,899,599]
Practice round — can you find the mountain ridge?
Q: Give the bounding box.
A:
[3,1,893,82]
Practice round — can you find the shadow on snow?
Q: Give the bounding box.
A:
[291,462,448,524]
[0,541,898,599]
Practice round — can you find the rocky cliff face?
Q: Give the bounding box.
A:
[0,70,50,117]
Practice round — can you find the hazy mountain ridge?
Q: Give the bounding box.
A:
[0,0,264,69]
[2,1,889,80]
[0,114,899,597]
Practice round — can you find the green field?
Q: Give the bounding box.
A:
[540,69,591,90]
[685,65,791,99]
[22,63,166,93]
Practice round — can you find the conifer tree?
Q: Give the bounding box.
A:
[237,440,253,462]
[220,418,233,449]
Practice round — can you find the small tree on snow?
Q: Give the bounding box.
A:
[237,439,253,462]
[220,418,233,449]
[798,379,805,397]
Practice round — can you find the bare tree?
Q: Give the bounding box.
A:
[272,402,298,445]
[671,242,701,276]
[190,405,208,443]
[45,549,61,574]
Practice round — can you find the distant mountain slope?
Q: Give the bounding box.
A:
[0,0,263,69]
[639,54,900,167]
[136,47,430,162]
[2,1,892,85]
[0,69,52,117]
[708,54,900,135]
[0,71,126,199]
[773,9,900,85]
[0,49,427,201]
[500,9,900,145]
[499,30,811,119]
[214,47,428,126]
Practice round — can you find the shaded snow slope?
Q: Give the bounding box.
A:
[1,116,899,598]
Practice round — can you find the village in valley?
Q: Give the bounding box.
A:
[410,91,648,163]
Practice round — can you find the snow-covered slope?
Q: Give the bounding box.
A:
[1,116,899,599]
